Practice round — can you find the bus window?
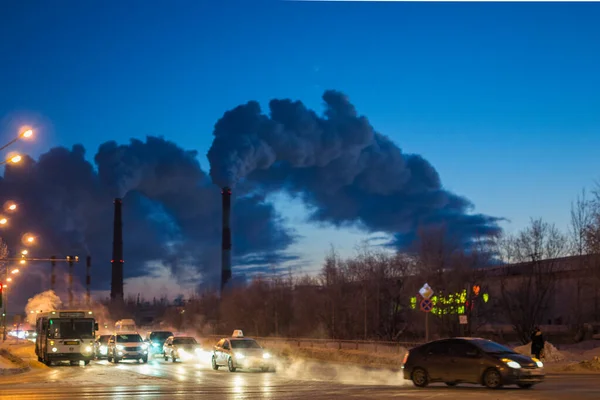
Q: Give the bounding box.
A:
[48,319,95,339]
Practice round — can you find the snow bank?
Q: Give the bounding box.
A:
[513,341,572,362]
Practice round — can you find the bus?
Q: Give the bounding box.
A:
[35,310,98,366]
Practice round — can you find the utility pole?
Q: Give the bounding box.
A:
[50,255,56,292]
[86,256,91,306]
[67,256,77,308]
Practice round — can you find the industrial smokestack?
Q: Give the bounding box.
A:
[221,187,232,292]
[110,198,124,302]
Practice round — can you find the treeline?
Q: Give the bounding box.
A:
[164,187,600,344]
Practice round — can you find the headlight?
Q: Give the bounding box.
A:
[100,345,107,352]
[235,352,245,359]
[141,343,148,350]
[116,345,124,350]
[152,342,159,347]
[263,352,271,359]
[502,358,521,369]
[84,346,92,353]
[532,357,544,368]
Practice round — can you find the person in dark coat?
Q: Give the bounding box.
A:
[531,326,545,359]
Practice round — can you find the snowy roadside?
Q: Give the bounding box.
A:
[0,338,39,375]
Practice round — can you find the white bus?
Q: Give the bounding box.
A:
[35,310,98,366]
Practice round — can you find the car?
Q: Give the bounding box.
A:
[107,332,149,363]
[163,336,202,362]
[402,337,545,389]
[146,330,174,355]
[211,330,276,372]
[94,334,111,359]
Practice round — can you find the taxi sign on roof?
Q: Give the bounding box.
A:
[232,330,244,338]
[419,283,434,300]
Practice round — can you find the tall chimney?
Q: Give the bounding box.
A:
[221,187,232,292]
[110,198,124,302]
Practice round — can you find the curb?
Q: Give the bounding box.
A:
[0,348,31,376]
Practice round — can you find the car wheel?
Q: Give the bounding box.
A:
[172,354,177,362]
[228,357,236,372]
[164,353,168,361]
[142,357,148,364]
[482,368,503,389]
[211,356,219,370]
[84,360,90,366]
[114,358,120,364]
[445,382,457,387]
[517,383,534,389]
[411,367,429,387]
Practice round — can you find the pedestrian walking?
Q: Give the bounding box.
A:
[531,326,545,360]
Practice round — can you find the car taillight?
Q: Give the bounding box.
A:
[402,352,409,365]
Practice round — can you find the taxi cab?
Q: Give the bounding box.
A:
[211,330,276,372]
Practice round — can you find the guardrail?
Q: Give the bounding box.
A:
[205,335,423,354]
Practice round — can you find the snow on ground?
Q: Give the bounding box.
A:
[0,354,17,369]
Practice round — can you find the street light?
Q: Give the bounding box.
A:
[26,236,34,244]
[0,154,22,165]
[6,278,11,282]
[0,127,34,153]
[21,250,27,255]
[7,204,16,211]
[0,218,6,225]
[11,269,19,274]
[21,129,33,139]
[19,259,25,265]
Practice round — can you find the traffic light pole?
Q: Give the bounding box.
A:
[2,266,8,342]
[1,256,85,341]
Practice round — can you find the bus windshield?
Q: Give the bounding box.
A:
[48,319,95,339]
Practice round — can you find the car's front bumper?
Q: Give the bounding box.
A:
[114,350,148,360]
[502,367,545,385]
[233,357,275,369]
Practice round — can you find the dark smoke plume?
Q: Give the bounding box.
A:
[0,137,295,308]
[208,90,502,248]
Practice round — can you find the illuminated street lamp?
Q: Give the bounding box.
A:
[11,269,19,274]
[26,236,34,244]
[6,278,11,282]
[0,127,34,153]
[21,250,27,255]
[19,259,26,265]
[0,154,22,165]
[7,204,16,211]
[0,218,6,225]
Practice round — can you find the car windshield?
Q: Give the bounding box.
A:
[98,335,111,343]
[150,332,173,342]
[472,340,516,354]
[117,334,143,343]
[231,339,261,349]
[174,337,197,345]
[48,318,95,339]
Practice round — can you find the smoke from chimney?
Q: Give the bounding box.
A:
[221,187,232,292]
[111,198,124,302]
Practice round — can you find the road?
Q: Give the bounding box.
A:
[1,354,599,399]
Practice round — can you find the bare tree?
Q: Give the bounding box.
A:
[496,218,568,343]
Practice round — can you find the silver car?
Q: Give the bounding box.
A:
[211,331,275,372]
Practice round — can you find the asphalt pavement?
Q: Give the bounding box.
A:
[1,355,599,399]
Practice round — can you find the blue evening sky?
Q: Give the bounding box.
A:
[1,1,599,272]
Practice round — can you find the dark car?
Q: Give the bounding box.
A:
[94,334,112,359]
[147,331,174,355]
[402,338,545,389]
